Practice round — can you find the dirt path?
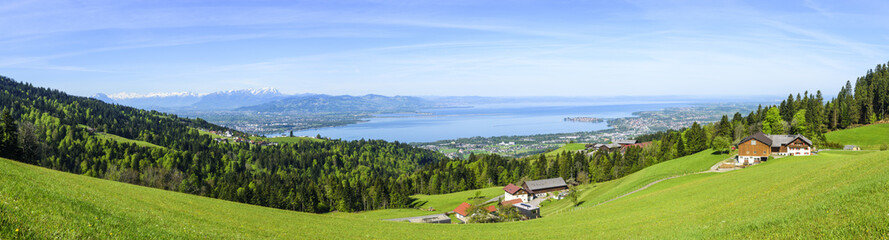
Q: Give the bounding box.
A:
[591,160,737,207]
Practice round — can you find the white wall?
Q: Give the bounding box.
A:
[504,193,527,202]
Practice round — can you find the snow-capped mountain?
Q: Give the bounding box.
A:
[93,88,286,110]
[191,88,286,110]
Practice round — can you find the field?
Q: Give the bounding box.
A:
[260,136,324,143]
[541,149,728,215]
[825,123,889,149]
[330,186,504,220]
[94,132,166,149]
[544,143,587,158]
[3,148,888,239]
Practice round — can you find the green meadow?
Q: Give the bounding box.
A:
[94,132,166,149]
[541,149,729,216]
[826,123,889,149]
[331,186,504,220]
[3,148,887,239]
[544,142,587,158]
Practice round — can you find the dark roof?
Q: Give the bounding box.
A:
[503,184,523,195]
[523,177,568,193]
[740,133,813,147]
[454,202,471,216]
[766,134,813,147]
[513,203,539,210]
[501,198,523,206]
[739,132,773,146]
[614,139,638,145]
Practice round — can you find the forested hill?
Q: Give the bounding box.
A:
[237,94,435,113]
[0,76,533,213]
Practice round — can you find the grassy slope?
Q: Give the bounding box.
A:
[262,136,324,143]
[94,132,165,149]
[542,149,728,216]
[826,123,889,149]
[3,149,888,239]
[544,143,587,158]
[330,186,504,220]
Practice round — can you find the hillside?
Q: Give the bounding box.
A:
[825,123,889,149]
[541,149,727,216]
[0,76,502,214]
[4,149,887,239]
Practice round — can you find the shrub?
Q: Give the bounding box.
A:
[881,144,888,151]
[817,141,843,149]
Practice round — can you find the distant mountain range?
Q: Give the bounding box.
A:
[94,88,783,114]
[238,94,435,113]
[93,89,437,113]
[93,88,287,110]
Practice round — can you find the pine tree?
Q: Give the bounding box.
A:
[0,109,19,159]
[717,115,732,137]
[536,154,546,179]
[675,135,687,157]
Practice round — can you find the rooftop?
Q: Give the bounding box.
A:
[513,203,539,210]
[501,198,523,207]
[453,202,471,216]
[503,184,522,195]
[523,177,568,192]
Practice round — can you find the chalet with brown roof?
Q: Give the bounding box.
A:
[737,132,813,165]
[500,177,568,203]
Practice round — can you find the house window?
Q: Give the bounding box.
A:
[751,140,756,145]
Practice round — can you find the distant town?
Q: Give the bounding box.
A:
[416,103,764,159]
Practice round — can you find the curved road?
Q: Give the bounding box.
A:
[591,160,737,207]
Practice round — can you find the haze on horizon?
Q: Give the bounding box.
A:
[2,0,888,98]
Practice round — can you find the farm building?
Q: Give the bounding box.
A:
[522,177,569,200]
[502,184,527,202]
[453,202,497,223]
[613,139,638,146]
[500,198,523,207]
[587,143,622,152]
[501,177,568,202]
[737,132,813,165]
[513,203,540,219]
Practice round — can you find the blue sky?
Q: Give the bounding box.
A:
[2,0,888,97]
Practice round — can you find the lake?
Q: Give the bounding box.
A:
[287,102,689,142]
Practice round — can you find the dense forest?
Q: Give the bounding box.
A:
[1,61,887,213]
[0,76,526,213]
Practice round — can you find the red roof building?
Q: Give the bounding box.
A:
[453,202,471,217]
[485,205,497,213]
[503,184,524,195]
[500,198,523,207]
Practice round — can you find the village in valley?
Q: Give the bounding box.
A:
[417,103,763,159]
